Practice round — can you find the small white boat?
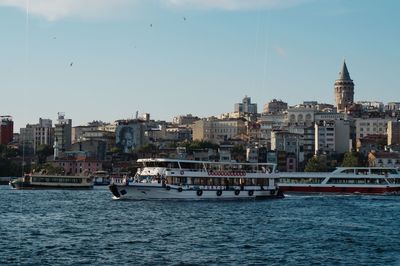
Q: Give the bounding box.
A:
[9,174,94,189]
[109,158,282,200]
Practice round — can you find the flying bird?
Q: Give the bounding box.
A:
[70,62,73,67]
[183,17,187,21]
[150,24,153,27]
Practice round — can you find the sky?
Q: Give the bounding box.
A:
[0,0,399,131]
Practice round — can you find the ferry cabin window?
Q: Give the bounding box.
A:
[33,177,82,183]
[341,169,354,174]
[326,178,384,184]
[280,178,324,184]
[172,177,187,185]
[173,177,268,187]
[371,169,397,175]
[179,162,203,171]
[256,178,269,186]
[387,178,400,184]
[143,161,179,168]
[355,169,368,175]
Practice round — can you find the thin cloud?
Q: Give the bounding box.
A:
[165,0,312,10]
[274,46,287,57]
[0,0,135,21]
[0,0,311,21]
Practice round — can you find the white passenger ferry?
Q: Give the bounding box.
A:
[9,174,94,189]
[278,167,400,194]
[108,158,282,200]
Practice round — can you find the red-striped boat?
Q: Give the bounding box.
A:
[278,167,400,195]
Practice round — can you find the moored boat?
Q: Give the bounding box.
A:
[278,167,400,195]
[9,174,94,189]
[0,176,12,185]
[93,170,111,186]
[109,158,283,200]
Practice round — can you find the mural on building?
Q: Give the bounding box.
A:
[116,126,135,153]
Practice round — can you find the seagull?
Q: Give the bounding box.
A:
[70,62,73,67]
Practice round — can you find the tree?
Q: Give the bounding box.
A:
[37,163,64,175]
[231,145,246,162]
[341,152,359,167]
[304,156,327,172]
[184,140,219,152]
[341,151,367,167]
[136,143,158,154]
[36,144,54,164]
[110,147,121,154]
[0,145,23,176]
[0,145,19,159]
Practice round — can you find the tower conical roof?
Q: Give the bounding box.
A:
[338,61,351,80]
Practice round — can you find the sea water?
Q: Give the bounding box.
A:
[1,186,400,265]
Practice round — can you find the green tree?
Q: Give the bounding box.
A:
[37,163,64,175]
[231,145,246,162]
[341,152,359,167]
[36,144,54,164]
[304,156,327,172]
[0,145,19,159]
[110,147,121,154]
[184,140,219,152]
[136,143,158,154]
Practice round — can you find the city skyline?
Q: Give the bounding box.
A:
[1,0,399,131]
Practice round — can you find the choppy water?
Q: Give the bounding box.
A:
[1,185,400,266]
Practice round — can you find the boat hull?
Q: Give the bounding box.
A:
[279,185,400,195]
[10,182,93,190]
[109,184,283,200]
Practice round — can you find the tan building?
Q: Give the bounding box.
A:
[355,118,393,141]
[356,134,386,156]
[368,151,400,168]
[287,106,315,126]
[263,99,288,114]
[172,114,200,125]
[192,118,246,144]
[334,61,354,113]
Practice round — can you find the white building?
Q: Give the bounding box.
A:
[33,118,53,154]
[234,96,257,115]
[357,101,384,112]
[315,119,350,155]
[54,112,72,152]
[20,118,53,154]
[258,113,286,143]
[386,102,400,112]
[246,147,259,163]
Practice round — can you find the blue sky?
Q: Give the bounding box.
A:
[0,0,399,131]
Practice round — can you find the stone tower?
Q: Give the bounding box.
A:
[334,61,354,113]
